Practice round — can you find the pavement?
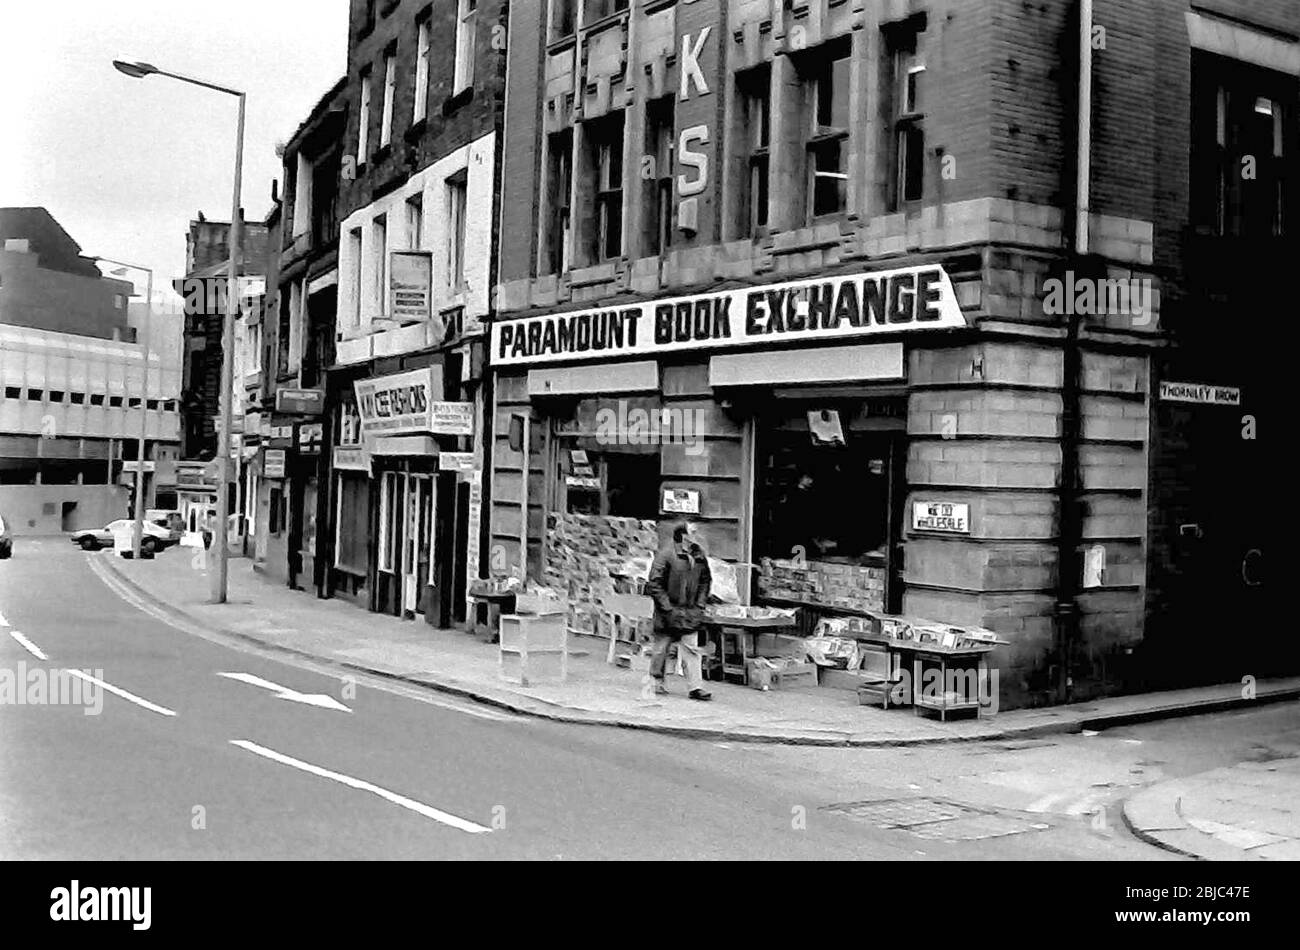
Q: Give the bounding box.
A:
[92,543,1300,749]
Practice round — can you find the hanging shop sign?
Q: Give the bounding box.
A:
[332,446,370,472]
[355,367,444,436]
[296,422,324,456]
[567,476,602,490]
[429,401,475,436]
[390,251,434,322]
[661,488,701,515]
[264,449,287,479]
[1158,381,1241,406]
[912,501,970,534]
[492,265,966,367]
[438,452,477,473]
[275,387,325,416]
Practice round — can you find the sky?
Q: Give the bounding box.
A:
[0,0,351,302]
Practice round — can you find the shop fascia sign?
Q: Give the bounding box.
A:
[491,265,966,367]
[1158,381,1241,406]
[275,387,325,416]
[354,366,474,437]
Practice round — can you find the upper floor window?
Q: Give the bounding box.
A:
[454,0,478,95]
[373,215,389,317]
[806,48,851,218]
[550,0,576,40]
[380,46,397,148]
[589,113,625,261]
[414,16,431,123]
[406,193,425,250]
[361,0,377,35]
[543,129,574,274]
[1192,52,1294,238]
[739,66,771,236]
[585,0,628,22]
[358,68,373,162]
[887,23,926,208]
[446,173,468,291]
[645,97,675,257]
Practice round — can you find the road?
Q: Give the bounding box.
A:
[0,539,1288,860]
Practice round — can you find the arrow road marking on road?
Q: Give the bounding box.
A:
[8,631,49,661]
[0,611,11,627]
[64,670,177,717]
[229,740,493,834]
[217,672,353,713]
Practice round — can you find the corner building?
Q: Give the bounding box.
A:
[491,0,1297,708]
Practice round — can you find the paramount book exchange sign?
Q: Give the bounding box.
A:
[492,265,966,366]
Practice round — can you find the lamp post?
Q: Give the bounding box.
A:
[93,257,153,560]
[114,59,245,604]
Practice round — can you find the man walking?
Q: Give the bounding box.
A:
[645,523,713,701]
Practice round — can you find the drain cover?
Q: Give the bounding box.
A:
[824,798,1048,842]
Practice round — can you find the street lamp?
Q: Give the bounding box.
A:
[92,257,153,560]
[113,57,245,604]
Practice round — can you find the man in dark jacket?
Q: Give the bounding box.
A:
[644,523,713,701]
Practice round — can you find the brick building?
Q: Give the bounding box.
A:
[490,0,1297,708]
[300,0,507,626]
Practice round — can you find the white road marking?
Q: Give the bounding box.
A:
[8,631,48,661]
[0,611,10,627]
[1025,792,1068,814]
[217,671,352,713]
[64,670,177,718]
[229,740,492,834]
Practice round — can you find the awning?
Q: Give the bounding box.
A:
[709,343,904,388]
[527,360,659,397]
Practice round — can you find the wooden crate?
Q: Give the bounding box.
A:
[499,613,569,686]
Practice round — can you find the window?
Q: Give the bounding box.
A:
[128,397,142,409]
[407,193,424,250]
[109,396,123,408]
[374,215,388,317]
[114,294,127,309]
[269,486,283,537]
[49,391,65,404]
[90,394,106,407]
[70,392,86,405]
[349,227,363,326]
[739,66,771,236]
[550,0,576,39]
[1192,52,1293,238]
[585,0,628,21]
[891,37,926,206]
[28,389,44,402]
[358,68,373,162]
[454,0,477,95]
[414,17,431,123]
[380,46,396,148]
[645,98,675,257]
[335,473,370,575]
[446,173,468,291]
[360,0,377,35]
[544,129,574,274]
[378,470,401,573]
[589,112,625,261]
[807,50,851,218]
[147,399,160,411]
[565,449,659,520]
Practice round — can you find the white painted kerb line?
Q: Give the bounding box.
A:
[229,740,492,834]
[64,670,177,718]
[9,631,49,661]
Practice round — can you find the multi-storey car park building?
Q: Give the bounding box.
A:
[488,0,1296,709]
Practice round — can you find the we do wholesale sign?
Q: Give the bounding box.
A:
[912,502,970,535]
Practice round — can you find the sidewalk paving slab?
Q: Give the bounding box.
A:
[90,548,1300,750]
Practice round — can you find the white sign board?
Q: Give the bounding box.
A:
[438,452,477,473]
[661,489,701,515]
[333,447,370,472]
[429,401,475,436]
[567,476,601,490]
[390,251,433,322]
[264,449,287,479]
[492,264,967,367]
[355,367,444,436]
[912,501,970,534]
[1159,381,1241,406]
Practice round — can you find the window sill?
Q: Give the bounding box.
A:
[442,87,473,116]
[404,118,428,142]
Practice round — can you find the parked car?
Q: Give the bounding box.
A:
[70,520,175,554]
[146,509,185,541]
[0,512,12,559]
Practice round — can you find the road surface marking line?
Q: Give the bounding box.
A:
[9,631,49,661]
[0,611,10,627]
[64,670,177,718]
[229,740,492,834]
[216,672,353,713]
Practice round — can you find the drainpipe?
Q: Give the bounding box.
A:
[1055,0,1093,705]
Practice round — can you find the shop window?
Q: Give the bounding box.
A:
[335,473,371,575]
[806,47,851,218]
[588,112,625,262]
[644,97,675,257]
[889,29,926,207]
[565,450,659,520]
[1191,52,1293,238]
[755,417,893,565]
[378,470,402,573]
[738,66,771,237]
[543,129,574,274]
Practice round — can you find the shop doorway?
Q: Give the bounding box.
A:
[402,474,435,617]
